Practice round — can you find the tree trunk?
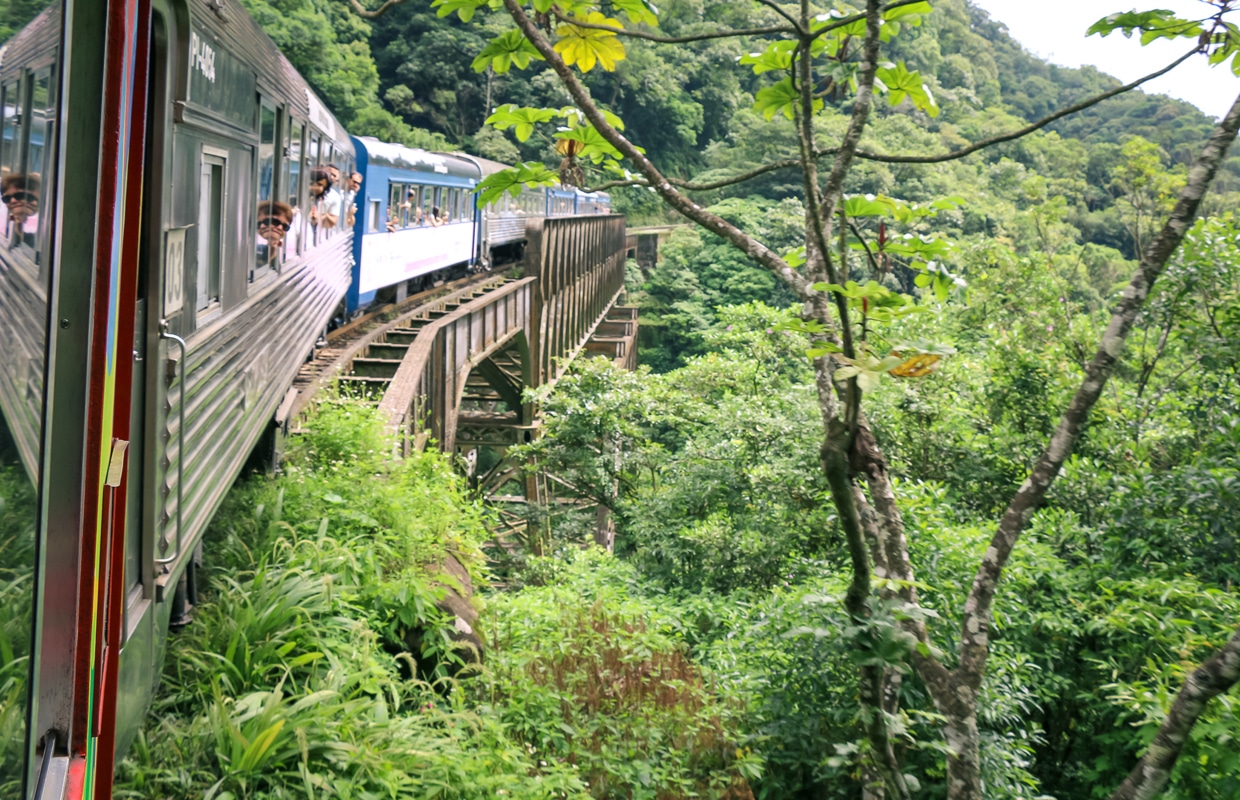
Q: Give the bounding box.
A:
[1110,626,1240,800]
[593,503,614,552]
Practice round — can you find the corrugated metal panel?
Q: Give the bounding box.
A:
[156,234,352,581]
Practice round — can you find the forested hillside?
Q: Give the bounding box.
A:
[246,0,1236,184]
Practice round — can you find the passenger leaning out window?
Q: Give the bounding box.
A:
[308,168,341,235]
[344,172,362,228]
[256,200,293,268]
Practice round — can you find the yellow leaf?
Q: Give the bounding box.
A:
[887,353,942,378]
[554,12,627,72]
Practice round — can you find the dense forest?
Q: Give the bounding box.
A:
[117,1,1240,799]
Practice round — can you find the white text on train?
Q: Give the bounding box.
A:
[189,32,216,83]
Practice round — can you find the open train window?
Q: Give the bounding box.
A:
[387,181,402,229]
[196,151,225,314]
[27,67,54,270]
[0,79,19,252]
[254,101,280,278]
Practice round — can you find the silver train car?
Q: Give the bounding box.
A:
[114,0,354,757]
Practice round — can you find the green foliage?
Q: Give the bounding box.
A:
[475,161,558,206]
[0,463,35,799]
[0,0,51,43]
[471,29,543,74]
[479,550,760,799]
[115,399,586,799]
[754,77,821,121]
[876,61,939,117]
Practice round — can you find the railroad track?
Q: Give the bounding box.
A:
[280,270,513,429]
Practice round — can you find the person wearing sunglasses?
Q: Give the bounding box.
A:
[1,173,41,240]
[256,199,293,267]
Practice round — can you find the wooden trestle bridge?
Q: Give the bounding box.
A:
[284,214,638,513]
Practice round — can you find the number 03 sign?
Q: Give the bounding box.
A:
[164,227,187,315]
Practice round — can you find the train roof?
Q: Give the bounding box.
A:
[460,154,515,177]
[353,137,481,182]
[185,0,352,155]
[0,4,61,81]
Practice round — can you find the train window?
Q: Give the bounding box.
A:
[368,198,379,233]
[387,182,402,229]
[28,67,54,268]
[284,119,304,258]
[254,102,279,276]
[0,79,19,251]
[1,79,18,178]
[196,154,225,313]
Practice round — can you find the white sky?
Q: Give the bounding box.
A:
[968,0,1240,119]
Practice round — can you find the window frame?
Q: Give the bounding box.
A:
[195,146,228,318]
[283,117,305,259]
[253,98,279,282]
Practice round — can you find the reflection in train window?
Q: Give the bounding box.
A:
[368,198,379,233]
[196,154,224,313]
[28,67,53,267]
[284,120,303,258]
[255,101,277,275]
[1,80,18,179]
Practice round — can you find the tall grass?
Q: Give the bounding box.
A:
[0,463,37,798]
[117,398,587,799]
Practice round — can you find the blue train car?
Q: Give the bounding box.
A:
[348,136,481,313]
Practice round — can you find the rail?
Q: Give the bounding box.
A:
[377,277,536,454]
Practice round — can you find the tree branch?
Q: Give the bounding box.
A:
[839,49,1197,164]
[548,6,795,42]
[346,0,409,19]
[955,90,1240,690]
[500,0,814,300]
[1110,625,1240,800]
[754,0,805,35]
[583,157,802,193]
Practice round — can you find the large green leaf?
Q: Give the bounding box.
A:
[1087,9,1202,43]
[476,163,558,207]
[738,41,796,75]
[611,0,659,26]
[875,61,939,117]
[485,104,558,142]
[554,125,627,163]
[429,0,489,23]
[472,30,544,74]
[754,77,821,121]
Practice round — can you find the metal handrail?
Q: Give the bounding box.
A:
[156,320,186,566]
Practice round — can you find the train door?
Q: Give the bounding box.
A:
[114,2,171,761]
